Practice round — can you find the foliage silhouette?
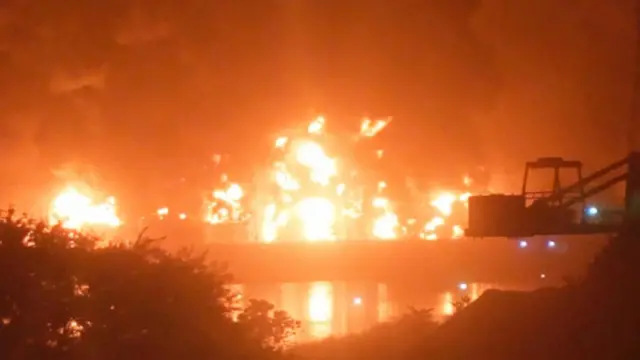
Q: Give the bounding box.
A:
[237,299,300,351]
[0,209,298,360]
[3,206,639,360]
[451,294,472,314]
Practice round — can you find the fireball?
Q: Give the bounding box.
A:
[49,186,121,230]
[204,115,482,243]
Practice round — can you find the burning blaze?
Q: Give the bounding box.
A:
[49,186,121,230]
[206,179,245,224]
[295,198,336,241]
[260,116,342,242]
[256,115,472,242]
[42,116,479,246]
[360,117,392,137]
[420,191,471,240]
[203,115,483,242]
[371,195,399,240]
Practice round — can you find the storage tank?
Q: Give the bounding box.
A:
[467,195,528,237]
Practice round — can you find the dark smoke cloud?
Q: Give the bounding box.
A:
[3,0,633,208]
[473,0,637,178]
[0,1,500,210]
[267,0,500,176]
[49,66,107,94]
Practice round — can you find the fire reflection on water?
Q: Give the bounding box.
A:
[235,281,493,342]
[440,283,482,317]
[308,282,333,339]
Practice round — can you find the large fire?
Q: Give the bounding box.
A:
[204,116,476,242]
[49,186,121,231]
[44,116,484,338]
[47,116,479,244]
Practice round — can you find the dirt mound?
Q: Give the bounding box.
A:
[420,231,640,359]
[421,288,580,359]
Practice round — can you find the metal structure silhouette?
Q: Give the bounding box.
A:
[466,152,640,238]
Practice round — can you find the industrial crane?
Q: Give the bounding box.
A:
[465,152,640,238]
[467,2,640,238]
[466,1,640,238]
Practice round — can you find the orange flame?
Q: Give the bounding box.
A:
[49,186,121,231]
[203,116,480,242]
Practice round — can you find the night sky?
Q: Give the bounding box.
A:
[0,0,637,212]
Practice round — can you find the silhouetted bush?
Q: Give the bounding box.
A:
[5,203,640,360]
[0,209,298,360]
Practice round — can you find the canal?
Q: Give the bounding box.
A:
[232,280,537,342]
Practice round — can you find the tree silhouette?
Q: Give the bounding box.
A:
[451,294,472,314]
[237,299,300,351]
[0,209,297,359]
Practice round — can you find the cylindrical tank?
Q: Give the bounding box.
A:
[467,195,527,237]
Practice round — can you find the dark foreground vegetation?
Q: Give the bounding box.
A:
[2,209,640,360]
[0,210,298,360]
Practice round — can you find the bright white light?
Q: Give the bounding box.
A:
[519,240,528,248]
[547,240,556,248]
[352,297,362,306]
[458,282,468,291]
[586,206,598,216]
[540,273,546,279]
